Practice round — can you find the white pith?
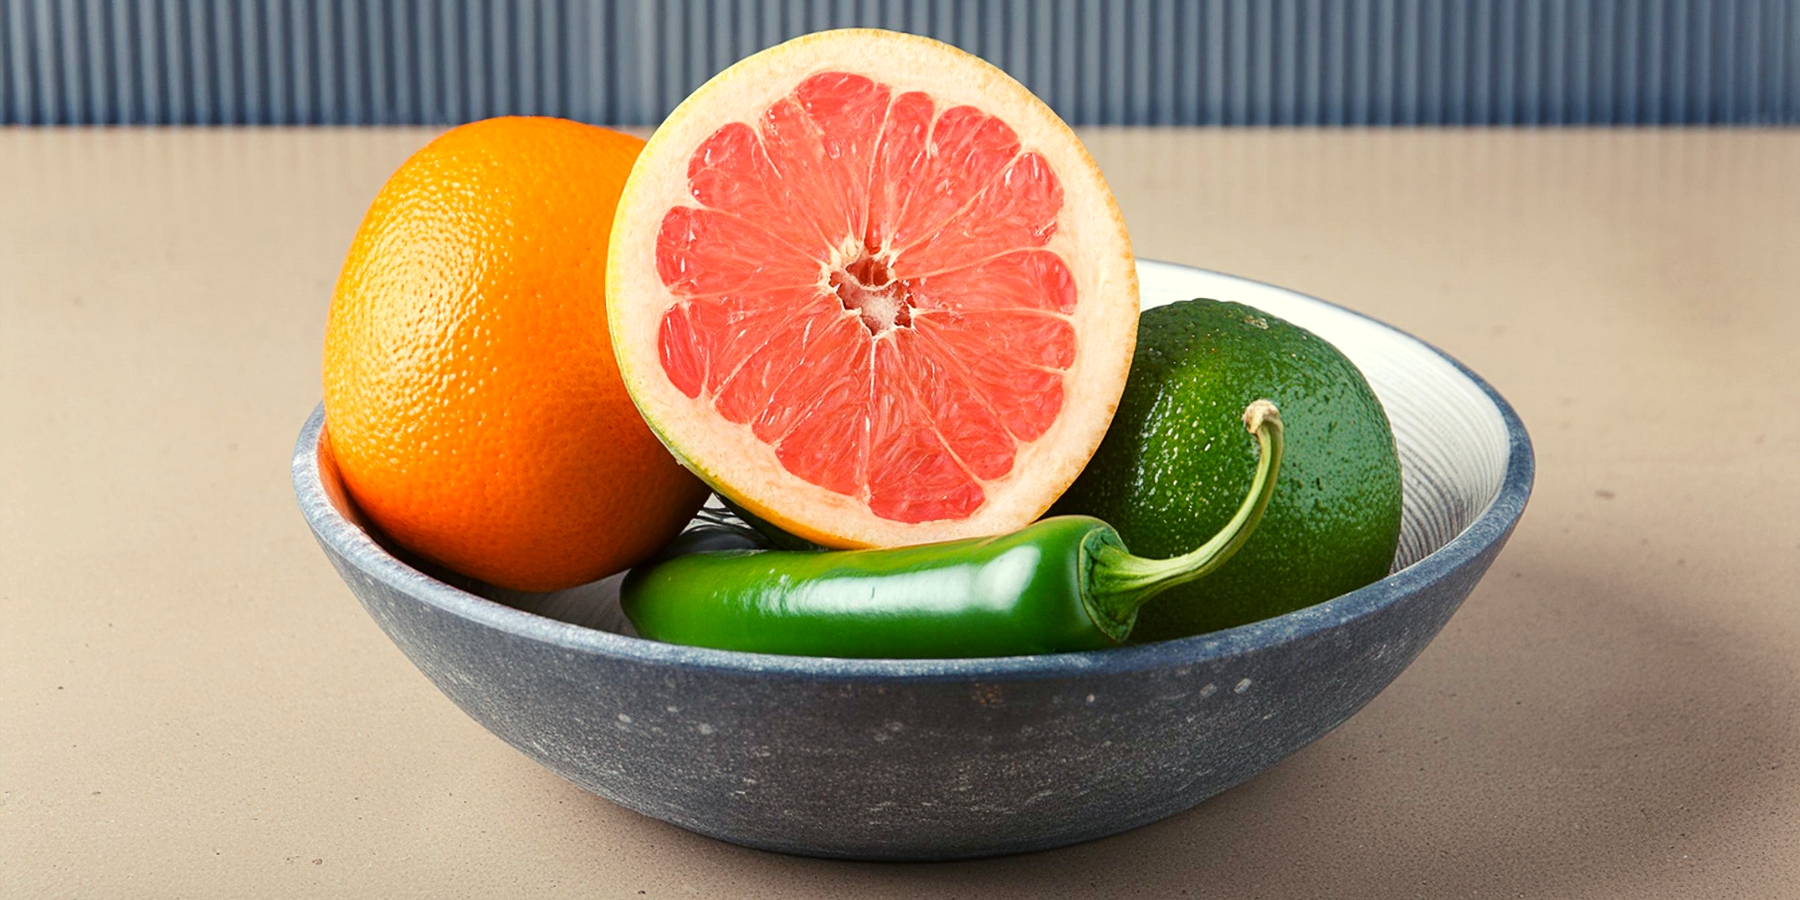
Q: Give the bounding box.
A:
[607,29,1139,548]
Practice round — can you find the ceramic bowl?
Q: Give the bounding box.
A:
[293,260,1533,860]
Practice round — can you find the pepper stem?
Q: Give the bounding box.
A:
[1082,400,1285,639]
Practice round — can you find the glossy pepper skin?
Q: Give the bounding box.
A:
[624,517,1130,657]
[622,401,1284,659]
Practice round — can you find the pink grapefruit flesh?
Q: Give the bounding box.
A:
[609,29,1138,548]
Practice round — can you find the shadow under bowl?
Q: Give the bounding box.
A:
[292,260,1533,861]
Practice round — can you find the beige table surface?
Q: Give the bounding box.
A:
[3,127,1797,898]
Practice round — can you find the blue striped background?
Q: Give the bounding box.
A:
[3,0,1797,126]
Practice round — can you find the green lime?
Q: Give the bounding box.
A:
[1051,299,1403,641]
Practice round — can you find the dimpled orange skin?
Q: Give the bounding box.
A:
[323,117,709,593]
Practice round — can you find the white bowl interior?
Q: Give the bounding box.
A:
[1137,260,1510,572]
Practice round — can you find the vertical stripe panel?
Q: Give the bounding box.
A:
[2,0,1797,125]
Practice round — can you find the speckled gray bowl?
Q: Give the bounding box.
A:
[293,261,1532,861]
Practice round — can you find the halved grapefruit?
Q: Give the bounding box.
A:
[608,29,1138,548]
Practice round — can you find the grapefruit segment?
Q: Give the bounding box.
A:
[895,151,1063,275]
[908,250,1079,314]
[772,367,870,496]
[749,312,869,442]
[686,123,805,240]
[655,305,705,399]
[911,311,1071,442]
[864,91,935,250]
[895,331,1016,481]
[609,29,1138,548]
[654,206,823,295]
[867,336,986,524]
[881,105,1023,253]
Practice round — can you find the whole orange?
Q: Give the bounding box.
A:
[323,116,707,592]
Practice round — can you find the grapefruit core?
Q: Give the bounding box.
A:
[608,29,1138,548]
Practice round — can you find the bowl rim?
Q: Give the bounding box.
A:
[293,261,1534,682]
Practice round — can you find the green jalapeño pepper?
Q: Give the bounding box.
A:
[621,401,1284,658]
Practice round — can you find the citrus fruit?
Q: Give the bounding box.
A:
[323,116,709,593]
[1050,299,1403,641]
[606,29,1139,549]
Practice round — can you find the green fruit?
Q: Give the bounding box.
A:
[1050,299,1403,641]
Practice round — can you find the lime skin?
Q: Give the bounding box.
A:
[1050,299,1403,641]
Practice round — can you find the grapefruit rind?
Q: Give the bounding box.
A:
[608,29,1138,548]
